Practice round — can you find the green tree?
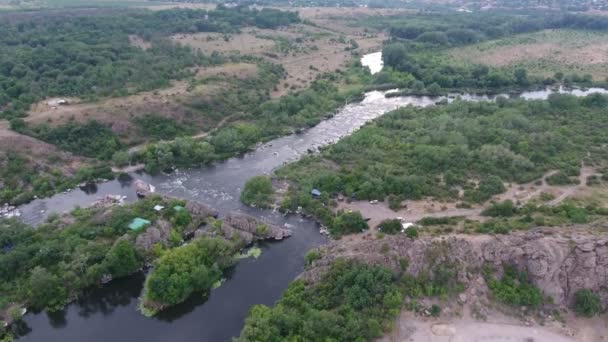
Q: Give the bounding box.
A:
[28,266,67,310]
[241,176,274,208]
[104,239,140,278]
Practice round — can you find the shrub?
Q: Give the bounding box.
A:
[305,249,321,265]
[241,176,274,208]
[405,227,418,239]
[377,219,402,234]
[573,289,602,317]
[430,304,441,317]
[546,171,578,186]
[331,211,369,237]
[482,200,516,217]
[486,265,543,308]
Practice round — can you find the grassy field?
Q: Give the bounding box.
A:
[447,29,608,81]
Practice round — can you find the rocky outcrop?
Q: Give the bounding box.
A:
[186,201,219,219]
[195,212,292,244]
[302,226,608,309]
[135,219,172,251]
[224,212,292,240]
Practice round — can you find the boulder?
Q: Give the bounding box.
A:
[134,180,153,197]
[186,201,219,219]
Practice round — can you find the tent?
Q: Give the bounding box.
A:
[128,217,151,230]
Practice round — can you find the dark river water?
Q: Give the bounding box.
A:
[11,53,608,341]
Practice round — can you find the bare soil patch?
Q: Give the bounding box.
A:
[0,120,87,174]
[129,34,151,50]
[449,29,608,80]
[173,11,388,97]
[336,166,598,235]
[25,63,259,145]
[382,309,606,342]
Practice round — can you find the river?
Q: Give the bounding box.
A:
[12,52,608,341]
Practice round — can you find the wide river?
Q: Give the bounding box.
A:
[12,53,608,341]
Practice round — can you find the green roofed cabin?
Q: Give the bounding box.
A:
[128,217,151,230]
[173,205,185,211]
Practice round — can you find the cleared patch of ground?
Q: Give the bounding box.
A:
[172,10,388,97]
[0,120,87,174]
[336,166,600,234]
[25,63,259,145]
[128,34,151,50]
[448,29,608,80]
[383,309,607,342]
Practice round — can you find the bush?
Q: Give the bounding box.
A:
[546,171,578,186]
[573,289,602,317]
[482,200,516,217]
[486,265,543,309]
[405,227,418,239]
[377,219,402,234]
[241,176,274,208]
[331,211,369,237]
[430,304,441,317]
[305,249,321,265]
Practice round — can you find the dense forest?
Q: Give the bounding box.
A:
[277,94,608,233]
[0,5,300,119]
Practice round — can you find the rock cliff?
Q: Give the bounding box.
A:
[302,226,608,309]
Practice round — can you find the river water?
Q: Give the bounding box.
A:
[12,53,608,341]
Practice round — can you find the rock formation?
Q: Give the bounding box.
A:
[135,219,172,251]
[195,211,292,244]
[223,212,292,240]
[186,201,219,219]
[302,226,608,309]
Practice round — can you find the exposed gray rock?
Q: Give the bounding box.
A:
[301,228,608,309]
[224,212,292,240]
[135,219,172,251]
[186,201,219,219]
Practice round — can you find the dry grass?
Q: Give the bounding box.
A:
[172,9,389,97]
[0,120,87,173]
[25,63,259,145]
[448,29,608,80]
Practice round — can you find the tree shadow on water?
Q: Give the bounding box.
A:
[74,273,145,319]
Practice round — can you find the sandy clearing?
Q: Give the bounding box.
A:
[382,307,608,342]
[386,318,575,342]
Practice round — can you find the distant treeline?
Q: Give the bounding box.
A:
[386,12,608,48]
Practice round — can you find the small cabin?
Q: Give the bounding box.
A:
[311,189,322,197]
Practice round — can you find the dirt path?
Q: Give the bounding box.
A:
[337,166,598,230]
[126,114,234,154]
[385,319,576,342]
[548,166,596,206]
